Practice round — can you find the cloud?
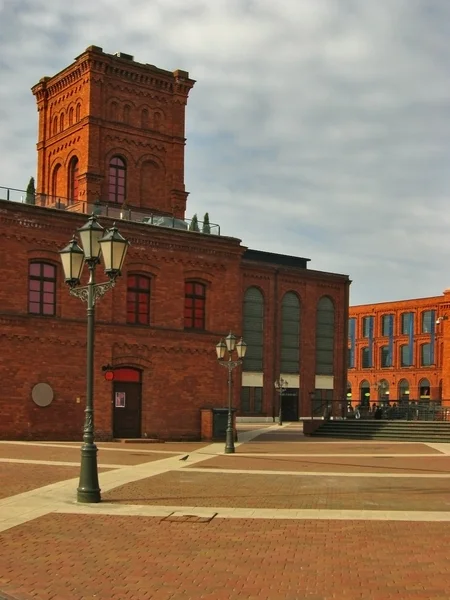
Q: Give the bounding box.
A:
[1,0,450,304]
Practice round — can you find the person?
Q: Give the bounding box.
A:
[355,405,361,419]
[374,405,383,420]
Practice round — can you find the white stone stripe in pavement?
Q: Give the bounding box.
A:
[0,458,125,468]
[183,467,450,478]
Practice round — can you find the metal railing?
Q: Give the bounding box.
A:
[311,399,450,422]
[0,185,221,235]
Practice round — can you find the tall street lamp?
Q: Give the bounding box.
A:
[216,332,247,454]
[274,377,288,426]
[59,215,129,503]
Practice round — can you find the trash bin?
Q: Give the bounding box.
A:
[212,408,235,441]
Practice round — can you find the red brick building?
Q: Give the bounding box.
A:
[348,291,450,406]
[0,46,350,441]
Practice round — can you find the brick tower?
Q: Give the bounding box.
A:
[31,45,195,218]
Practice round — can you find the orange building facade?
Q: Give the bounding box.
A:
[0,46,350,441]
[348,290,450,407]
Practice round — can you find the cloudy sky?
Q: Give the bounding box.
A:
[1,0,450,305]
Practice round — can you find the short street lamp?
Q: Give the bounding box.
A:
[274,377,288,426]
[216,332,247,454]
[59,215,129,503]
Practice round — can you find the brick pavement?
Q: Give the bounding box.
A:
[1,425,450,599]
[2,514,450,600]
[0,463,114,500]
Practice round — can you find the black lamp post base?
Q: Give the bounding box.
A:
[225,428,235,454]
[77,444,101,503]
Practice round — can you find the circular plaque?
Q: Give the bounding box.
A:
[32,383,54,407]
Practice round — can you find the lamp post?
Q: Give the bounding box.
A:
[216,332,247,454]
[274,377,288,426]
[59,215,129,503]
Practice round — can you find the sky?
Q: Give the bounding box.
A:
[1,0,450,305]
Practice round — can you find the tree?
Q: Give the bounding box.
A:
[202,212,211,234]
[189,213,200,232]
[25,177,36,205]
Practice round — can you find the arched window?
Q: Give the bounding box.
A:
[419,378,430,399]
[28,262,56,316]
[154,111,162,129]
[52,116,58,136]
[59,113,64,132]
[316,296,334,375]
[68,107,74,127]
[359,379,370,406]
[377,379,389,402]
[141,109,149,128]
[242,287,264,372]
[127,275,151,325]
[51,164,61,200]
[108,156,126,203]
[76,103,81,121]
[110,102,118,120]
[123,105,130,123]
[398,379,410,401]
[280,292,300,373]
[68,157,79,202]
[184,282,206,330]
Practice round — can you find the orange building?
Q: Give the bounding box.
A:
[348,290,450,407]
[0,46,350,441]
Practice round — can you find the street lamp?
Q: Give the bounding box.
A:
[216,332,247,454]
[274,377,288,426]
[59,215,129,503]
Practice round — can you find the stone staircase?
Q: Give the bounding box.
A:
[310,420,450,443]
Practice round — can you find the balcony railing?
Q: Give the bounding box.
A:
[0,185,220,235]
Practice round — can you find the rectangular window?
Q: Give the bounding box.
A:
[362,317,371,338]
[184,282,206,330]
[127,275,150,325]
[421,343,431,366]
[240,387,263,414]
[361,347,370,368]
[382,314,393,336]
[380,346,390,368]
[421,311,434,334]
[28,262,56,316]
[401,312,413,335]
[401,344,411,367]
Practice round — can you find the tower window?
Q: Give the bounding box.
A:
[29,262,56,316]
[184,282,206,330]
[108,156,126,204]
[68,157,79,202]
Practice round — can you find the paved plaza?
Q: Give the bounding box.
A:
[1,424,450,599]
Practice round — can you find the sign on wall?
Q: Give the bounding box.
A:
[115,391,126,408]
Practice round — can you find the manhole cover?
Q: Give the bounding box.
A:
[161,511,217,524]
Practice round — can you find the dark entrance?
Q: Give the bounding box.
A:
[112,368,142,438]
[281,389,299,421]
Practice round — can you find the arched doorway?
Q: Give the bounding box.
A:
[112,367,142,438]
[378,379,390,404]
[346,382,352,405]
[360,380,370,407]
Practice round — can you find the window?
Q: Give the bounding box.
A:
[398,379,410,399]
[52,116,58,136]
[401,312,413,335]
[110,102,118,120]
[242,287,264,371]
[59,113,64,132]
[108,156,126,203]
[68,107,74,127]
[240,387,263,414]
[382,314,393,336]
[420,343,431,366]
[51,164,61,199]
[28,262,56,316]
[400,344,411,367]
[123,105,130,123]
[141,109,149,128]
[362,316,372,338]
[316,297,334,374]
[348,317,356,369]
[127,275,150,325]
[76,103,81,121]
[361,347,370,368]
[280,292,300,373]
[68,157,79,201]
[421,310,434,333]
[380,346,390,368]
[184,281,205,330]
